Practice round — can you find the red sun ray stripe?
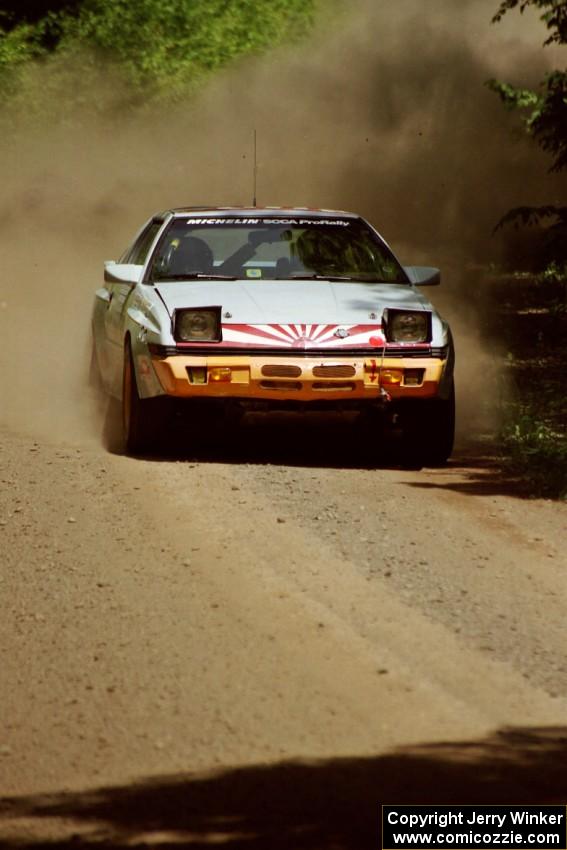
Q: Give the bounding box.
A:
[218,323,385,348]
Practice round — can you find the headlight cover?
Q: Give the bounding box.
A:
[173,307,222,342]
[383,308,432,344]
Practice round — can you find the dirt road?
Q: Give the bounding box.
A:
[0,414,566,847]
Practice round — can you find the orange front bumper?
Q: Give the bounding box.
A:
[150,353,447,402]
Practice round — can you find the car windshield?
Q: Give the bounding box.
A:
[148,216,408,283]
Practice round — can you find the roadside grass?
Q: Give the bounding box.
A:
[490,267,567,499]
[501,410,567,499]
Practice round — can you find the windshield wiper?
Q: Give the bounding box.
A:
[351,277,401,283]
[289,273,402,283]
[155,273,238,281]
[288,273,354,281]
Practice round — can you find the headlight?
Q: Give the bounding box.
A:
[383,309,431,343]
[174,307,221,342]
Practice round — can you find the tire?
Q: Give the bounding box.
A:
[122,344,162,455]
[103,397,123,455]
[398,384,455,467]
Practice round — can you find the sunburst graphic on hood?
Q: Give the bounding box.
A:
[221,323,385,349]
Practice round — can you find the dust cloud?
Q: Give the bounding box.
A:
[0,0,563,447]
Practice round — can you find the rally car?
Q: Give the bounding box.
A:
[91,206,455,462]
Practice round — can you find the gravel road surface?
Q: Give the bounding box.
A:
[0,412,566,847]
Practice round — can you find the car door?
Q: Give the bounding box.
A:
[102,220,163,390]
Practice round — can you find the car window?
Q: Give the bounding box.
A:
[148,218,408,283]
[123,221,162,265]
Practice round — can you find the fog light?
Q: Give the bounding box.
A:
[380,369,403,385]
[404,368,425,386]
[209,367,232,383]
[187,366,207,384]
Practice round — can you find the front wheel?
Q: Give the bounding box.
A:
[398,385,455,467]
[122,345,163,455]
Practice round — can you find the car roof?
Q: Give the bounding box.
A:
[164,206,359,219]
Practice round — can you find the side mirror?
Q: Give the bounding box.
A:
[404,266,441,286]
[104,261,142,285]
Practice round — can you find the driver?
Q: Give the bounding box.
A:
[168,236,214,275]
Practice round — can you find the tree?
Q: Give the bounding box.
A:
[66,0,317,92]
[492,0,567,45]
[0,0,318,103]
[487,0,567,257]
[488,0,567,173]
[0,1,81,29]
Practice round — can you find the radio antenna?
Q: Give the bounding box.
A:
[253,129,257,208]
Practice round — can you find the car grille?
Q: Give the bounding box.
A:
[312,365,356,378]
[312,381,355,392]
[261,364,302,378]
[259,380,303,391]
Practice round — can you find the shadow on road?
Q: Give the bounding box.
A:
[138,413,532,499]
[100,390,540,498]
[2,726,566,849]
[401,442,531,499]
[135,411,499,469]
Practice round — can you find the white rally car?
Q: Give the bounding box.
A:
[91,207,455,462]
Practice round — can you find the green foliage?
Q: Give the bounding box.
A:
[487,70,567,172]
[0,0,318,103]
[64,0,317,92]
[532,260,567,314]
[494,263,567,498]
[492,0,567,45]
[0,18,52,99]
[489,1,567,257]
[501,413,567,498]
[493,206,567,264]
[485,79,539,110]
[489,0,567,171]
[0,19,47,73]
[0,2,82,29]
[495,205,567,227]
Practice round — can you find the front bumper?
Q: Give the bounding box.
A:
[148,353,447,402]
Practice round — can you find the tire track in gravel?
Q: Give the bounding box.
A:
[1,423,565,804]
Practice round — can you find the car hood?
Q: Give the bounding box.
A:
[154,280,431,324]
